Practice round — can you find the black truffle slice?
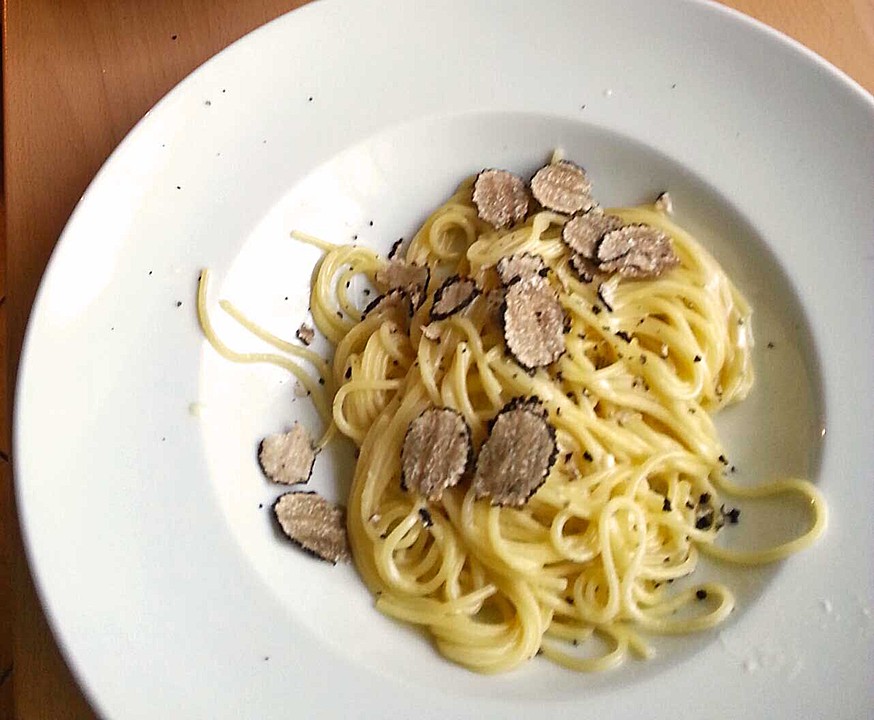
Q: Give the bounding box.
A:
[561,208,625,259]
[472,397,557,506]
[530,160,594,215]
[654,191,674,215]
[597,283,615,312]
[295,322,315,346]
[363,288,414,320]
[375,260,430,310]
[273,492,350,564]
[484,288,506,325]
[568,253,603,284]
[472,169,530,229]
[597,225,680,279]
[430,276,480,321]
[502,276,566,370]
[258,423,317,485]
[401,407,472,502]
[496,253,546,285]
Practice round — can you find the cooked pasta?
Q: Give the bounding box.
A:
[197,170,826,673]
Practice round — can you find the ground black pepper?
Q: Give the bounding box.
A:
[583,450,593,462]
[696,589,707,600]
[663,498,672,512]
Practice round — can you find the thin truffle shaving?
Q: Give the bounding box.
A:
[530,160,594,214]
[654,191,674,215]
[430,276,480,321]
[258,423,317,485]
[496,253,547,285]
[502,275,567,369]
[569,253,605,284]
[273,492,350,563]
[561,208,625,259]
[472,169,529,229]
[295,323,315,346]
[401,407,472,501]
[472,397,557,506]
[363,289,414,322]
[375,259,430,310]
[597,225,680,279]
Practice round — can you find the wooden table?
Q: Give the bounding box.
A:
[2,1,872,717]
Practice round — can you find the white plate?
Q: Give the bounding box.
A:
[15,1,874,718]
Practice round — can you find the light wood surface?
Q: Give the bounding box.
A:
[2,1,872,717]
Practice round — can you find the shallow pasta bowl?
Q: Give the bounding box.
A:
[14,0,874,718]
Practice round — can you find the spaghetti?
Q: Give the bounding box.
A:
[197,170,826,673]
